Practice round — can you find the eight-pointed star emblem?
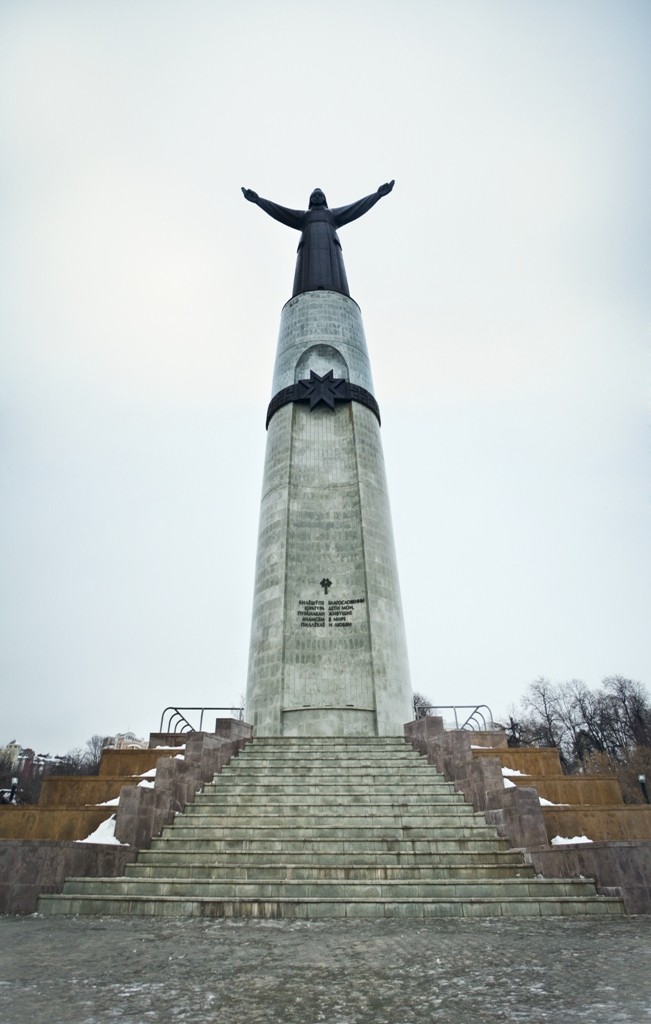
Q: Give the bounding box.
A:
[296,370,348,411]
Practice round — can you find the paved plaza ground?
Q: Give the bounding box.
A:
[0,914,650,1023]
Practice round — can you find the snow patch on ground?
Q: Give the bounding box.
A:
[470,744,493,749]
[95,797,120,807]
[539,796,570,807]
[551,834,594,845]
[174,754,185,760]
[75,815,127,845]
[136,768,156,778]
[503,778,516,789]
[137,779,155,788]
[155,745,186,750]
[502,767,528,777]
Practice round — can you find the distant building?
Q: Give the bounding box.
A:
[105,732,147,750]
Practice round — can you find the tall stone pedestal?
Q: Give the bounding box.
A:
[246,290,412,736]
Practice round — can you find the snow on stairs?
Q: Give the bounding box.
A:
[38,737,624,919]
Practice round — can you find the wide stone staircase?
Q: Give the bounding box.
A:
[38,737,624,918]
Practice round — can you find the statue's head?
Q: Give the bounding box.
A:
[309,188,327,208]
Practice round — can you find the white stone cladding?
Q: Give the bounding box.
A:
[271,290,374,394]
[246,290,412,736]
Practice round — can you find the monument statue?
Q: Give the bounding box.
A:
[244,178,412,737]
[241,181,395,297]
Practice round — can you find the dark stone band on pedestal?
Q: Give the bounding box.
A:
[266,372,381,429]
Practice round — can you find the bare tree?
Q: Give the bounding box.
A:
[513,676,650,782]
[43,735,109,780]
[520,679,571,764]
[412,692,435,720]
[45,749,86,777]
[81,735,109,775]
[0,749,15,794]
[603,676,651,748]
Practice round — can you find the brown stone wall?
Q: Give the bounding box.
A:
[406,720,651,912]
[0,807,114,842]
[0,722,254,914]
[0,840,135,915]
[526,842,651,915]
[98,749,164,777]
[472,748,563,775]
[38,776,129,808]
[543,806,651,842]
[508,775,623,806]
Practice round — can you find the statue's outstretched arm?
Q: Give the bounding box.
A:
[241,188,303,230]
[332,180,394,228]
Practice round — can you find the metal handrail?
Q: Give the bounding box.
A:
[415,704,495,731]
[159,706,244,734]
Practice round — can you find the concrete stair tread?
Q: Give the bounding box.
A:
[41,892,622,909]
[224,764,432,770]
[126,864,537,878]
[151,840,508,851]
[242,757,423,761]
[238,741,421,747]
[200,799,464,806]
[178,817,480,827]
[202,785,459,793]
[219,773,445,780]
[63,876,595,892]
[161,833,497,844]
[175,821,484,830]
[194,800,465,807]
[174,814,485,825]
[39,892,624,920]
[137,851,525,865]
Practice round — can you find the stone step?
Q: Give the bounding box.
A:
[38,893,624,919]
[234,753,421,761]
[125,861,537,881]
[222,765,433,776]
[136,848,526,868]
[177,812,482,829]
[216,772,457,784]
[60,876,600,900]
[0,806,117,843]
[194,793,465,808]
[159,824,497,842]
[245,741,418,748]
[147,837,511,854]
[183,808,475,824]
[246,741,409,749]
[237,762,426,770]
[201,783,459,797]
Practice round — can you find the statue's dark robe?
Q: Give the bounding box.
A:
[253,192,384,297]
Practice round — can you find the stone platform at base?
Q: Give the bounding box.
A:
[2,916,650,1024]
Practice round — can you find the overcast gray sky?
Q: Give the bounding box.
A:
[2,0,650,754]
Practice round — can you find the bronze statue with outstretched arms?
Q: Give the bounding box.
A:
[241,182,395,297]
